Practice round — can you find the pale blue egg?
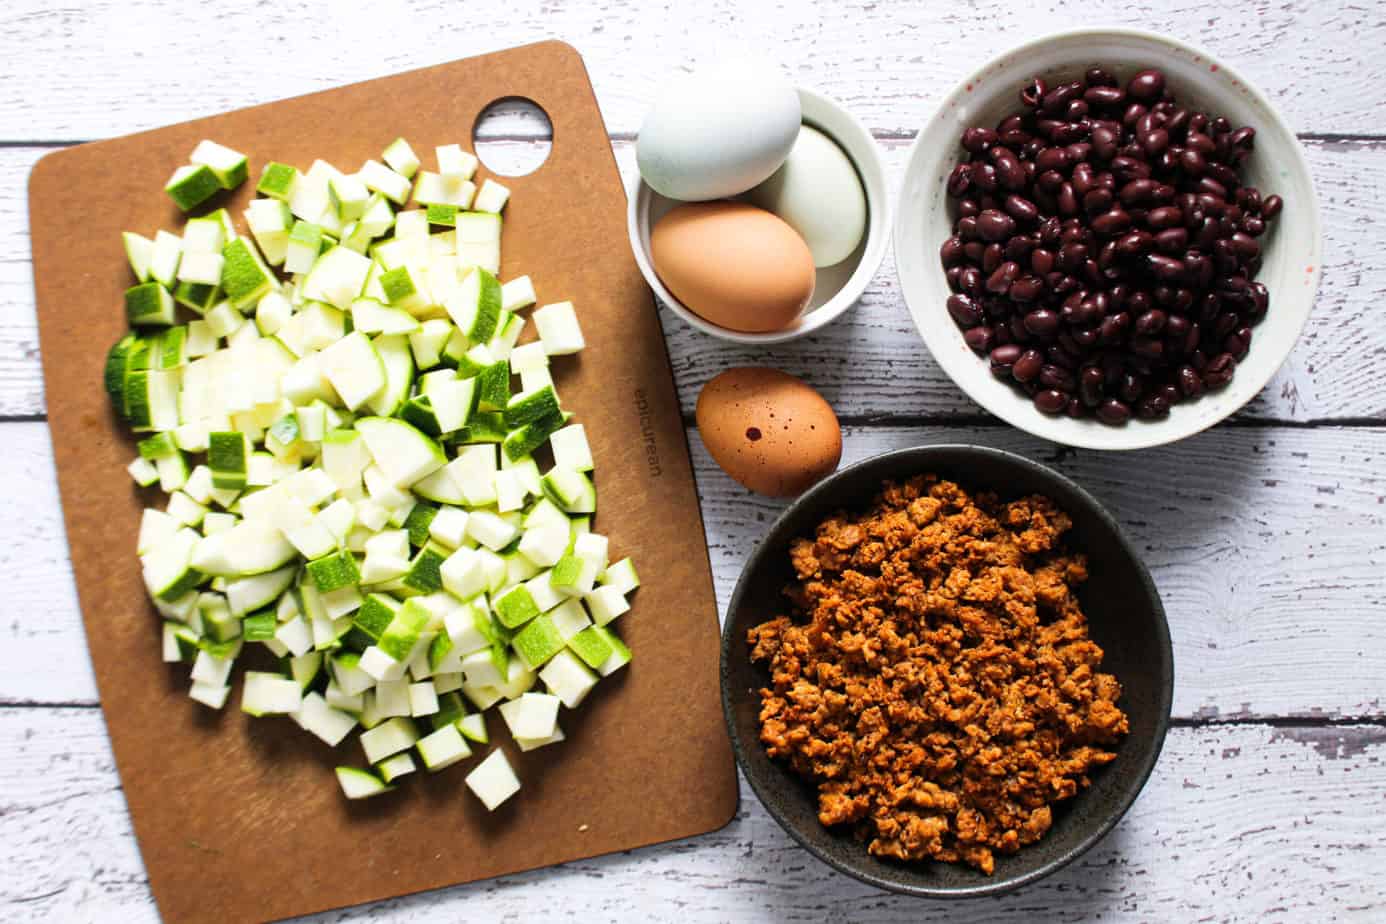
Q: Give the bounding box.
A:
[637,65,801,202]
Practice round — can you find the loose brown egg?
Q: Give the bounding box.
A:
[695,367,842,497]
[651,202,815,333]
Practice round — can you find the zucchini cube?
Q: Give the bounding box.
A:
[307,549,361,593]
[257,161,300,200]
[539,650,598,708]
[207,431,249,489]
[124,282,175,327]
[568,625,615,670]
[165,164,221,212]
[285,221,324,274]
[382,138,420,179]
[400,543,447,594]
[511,613,564,670]
[190,140,248,189]
[534,301,585,355]
[464,748,520,810]
[174,280,220,314]
[426,203,459,227]
[220,237,277,309]
[415,723,472,771]
[378,598,431,662]
[493,584,540,630]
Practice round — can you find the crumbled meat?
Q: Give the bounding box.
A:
[749,475,1128,874]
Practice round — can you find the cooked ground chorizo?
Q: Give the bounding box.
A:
[749,475,1128,874]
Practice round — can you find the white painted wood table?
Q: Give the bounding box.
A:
[2,1,1382,920]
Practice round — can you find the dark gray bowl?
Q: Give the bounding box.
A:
[720,445,1173,898]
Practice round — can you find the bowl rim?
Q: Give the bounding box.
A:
[893,26,1323,450]
[628,85,892,344]
[720,443,1174,898]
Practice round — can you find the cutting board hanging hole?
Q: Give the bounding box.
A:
[473,97,552,176]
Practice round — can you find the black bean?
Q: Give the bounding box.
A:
[1178,365,1204,398]
[1178,147,1207,177]
[1034,389,1069,414]
[958,267,983,295]
[1012,349,1045,382]
[1096,399,1133,424]
[1146,206,1184,229]
[1147,253,1187,281]
[1091,208,1132,235]
[1010,276,1044,303]
[1134,309,1168,336]
[982,243,1004,273]
[1030,248,1056,276]
[1083,188,1115,215]
[990,343,1023,365]
[1040,81,1083,115]
[1155,227,1189,254]
[1110,156,1151,183]
[1005,194,1040,223]
[964,326,996,353]
[1137,394,1171,419]
[946,163,972,197]
[1203,353,1236,388]
[1084,85,1125,108]
[1039,364,1075,391]
[1142,128,1170,156]
[947,294,983,327]
[1127,70,1166,101]
[940,236,965,266]
[986,261,1021,294]
[993,150,1027,190]
[973,162,998,192]
[976,209,1016,242]
[1225,326,1252,360]
[1071,162,1096,195]
[961,127,997,153]
[1090,124,1119,161]
[1229,232,1260,260]
[1056,183,1079,216]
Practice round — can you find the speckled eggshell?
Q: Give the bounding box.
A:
[695,367,842,497]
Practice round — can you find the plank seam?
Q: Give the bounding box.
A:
[5,413,1386,430]
[3,701,1384,727]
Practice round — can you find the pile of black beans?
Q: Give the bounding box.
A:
[940,67,1282,424]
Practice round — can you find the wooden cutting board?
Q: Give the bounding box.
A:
[28,41,736,923]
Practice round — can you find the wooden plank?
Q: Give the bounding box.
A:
[0,0,1383,139]
[3,138,1385,422]
[6,420,1385,718]
[2,709,1379,921]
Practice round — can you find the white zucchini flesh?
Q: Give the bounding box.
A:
[464,748,521,810]
[318,331,386,411]
[355,416,445,488]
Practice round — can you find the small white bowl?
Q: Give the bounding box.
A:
[628,86,890,344]
[895,28,1322,450]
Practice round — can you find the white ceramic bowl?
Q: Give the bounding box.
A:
[896,28,1322,450]
[629,87,890,344]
